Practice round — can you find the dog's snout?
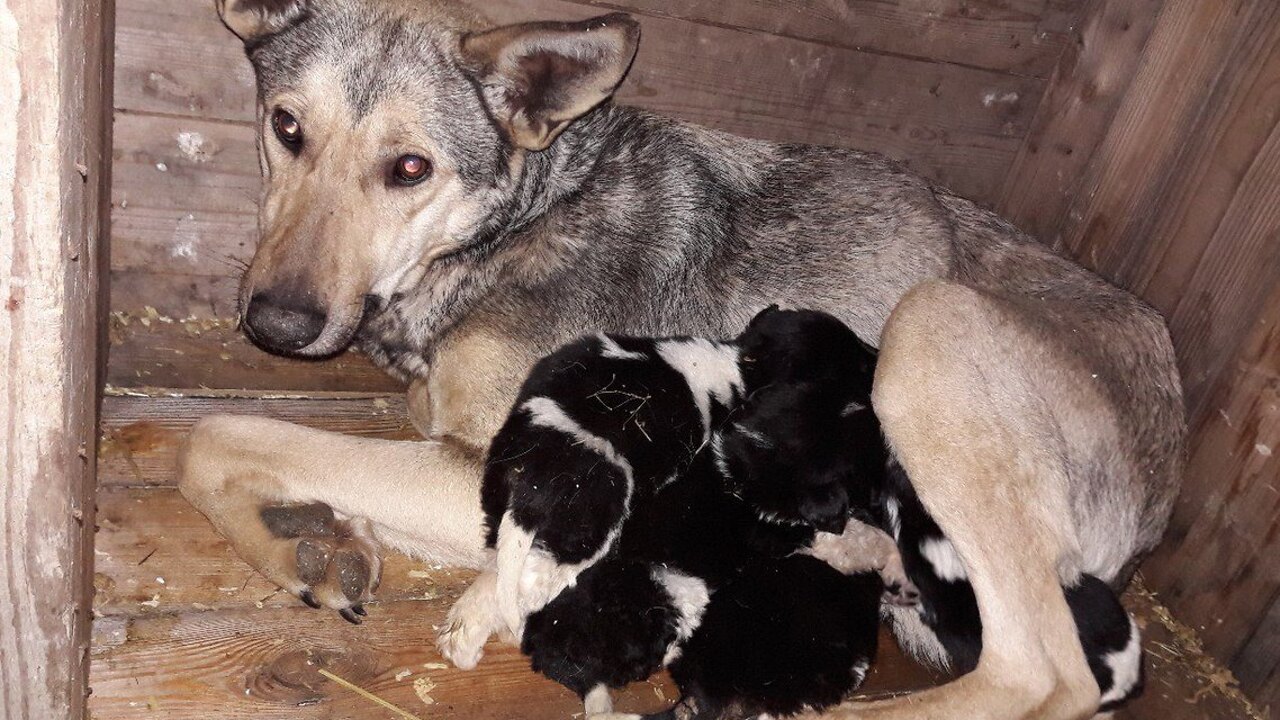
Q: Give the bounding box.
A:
[243,290,327,355]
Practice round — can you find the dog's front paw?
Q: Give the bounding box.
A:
[258,503,382,623]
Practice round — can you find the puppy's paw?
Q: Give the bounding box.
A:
[258,503,382,622]
[880,555,920,608]
[436,607,492,671]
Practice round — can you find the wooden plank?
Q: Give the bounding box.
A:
[110,111,258,279]
[565,0,1076,78]
[106,311,404,393]
[88,602,939,720]
[98,396,418,489]
[1,0,111,717]
[998,0,1164,242]
[112,0,1041,200]
[1051,0,1280,413]
[1143,283,1280,709]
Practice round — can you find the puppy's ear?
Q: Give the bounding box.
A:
[460,13,640,151]
[217,0,308,42]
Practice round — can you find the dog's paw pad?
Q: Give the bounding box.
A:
[259,502,382,618]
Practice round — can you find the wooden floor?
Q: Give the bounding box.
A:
[90,324,1265,719]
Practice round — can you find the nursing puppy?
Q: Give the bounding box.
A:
[442,308,908,718]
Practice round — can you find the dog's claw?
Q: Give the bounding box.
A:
[352,604,367,616]
[340,607,363,625]
[300,590,322,609]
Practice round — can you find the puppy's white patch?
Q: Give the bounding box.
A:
[850,657,871,687]
[885,497,902,541]
[496,397,637,634]
[711,434,731,478]
[597,333,646,361]
[1100,615,1142,706]
[653,567,711,665]
[920,537,967,582]
[656,338,742,439]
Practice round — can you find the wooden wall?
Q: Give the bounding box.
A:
[1000,0,1280,709]
[1,0,113,717]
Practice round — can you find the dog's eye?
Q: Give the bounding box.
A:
[272,109,303,150]
[392,154,432,186]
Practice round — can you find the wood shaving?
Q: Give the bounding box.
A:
[412,677,437,706]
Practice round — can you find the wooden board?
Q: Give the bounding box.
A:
[569,0,1074,78]
[998,0,1165,243]
[1,0,113,717]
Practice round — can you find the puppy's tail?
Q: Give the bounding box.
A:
[495,510,534,636]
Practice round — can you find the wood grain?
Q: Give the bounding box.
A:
[99,395,418,488]
[1144,282,1280,707]
[1,0,112,717]
[998,0,1164,242]
[564,0,1076,78]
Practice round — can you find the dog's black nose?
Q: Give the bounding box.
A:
[243,290,327,354]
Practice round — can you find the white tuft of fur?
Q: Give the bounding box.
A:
[920,537,968,582]
[494,397,637,636]
[655,338,742,441]
[1100,615,1143,706]
[597,333,647,361]
[653,567,711,665]
[885,497,902,541]
[850,657,871,687]
[882,603,952,671]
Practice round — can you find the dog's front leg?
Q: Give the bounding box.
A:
[178,414,489,618]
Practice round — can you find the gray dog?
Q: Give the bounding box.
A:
[178,2,1185,718]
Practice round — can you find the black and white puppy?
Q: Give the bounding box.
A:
[440,308,910,719]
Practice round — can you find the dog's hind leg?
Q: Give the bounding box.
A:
[804,280,1109,720]
[178,415,489,616]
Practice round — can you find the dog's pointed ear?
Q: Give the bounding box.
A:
[217,0,308,43]
[460,13,640,151]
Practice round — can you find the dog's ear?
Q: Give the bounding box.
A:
[217,0,308,43]
[460,13,640,151]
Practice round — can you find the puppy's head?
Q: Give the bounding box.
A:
[217,0,639,356]
[737,306,878,399]
[719,383,858,532]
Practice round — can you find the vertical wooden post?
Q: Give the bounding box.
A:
[0,0,112,717]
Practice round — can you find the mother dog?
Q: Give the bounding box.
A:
[178,1,1186,718]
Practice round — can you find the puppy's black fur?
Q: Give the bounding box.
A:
[659,556,882,720]
[483,308,888,718]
